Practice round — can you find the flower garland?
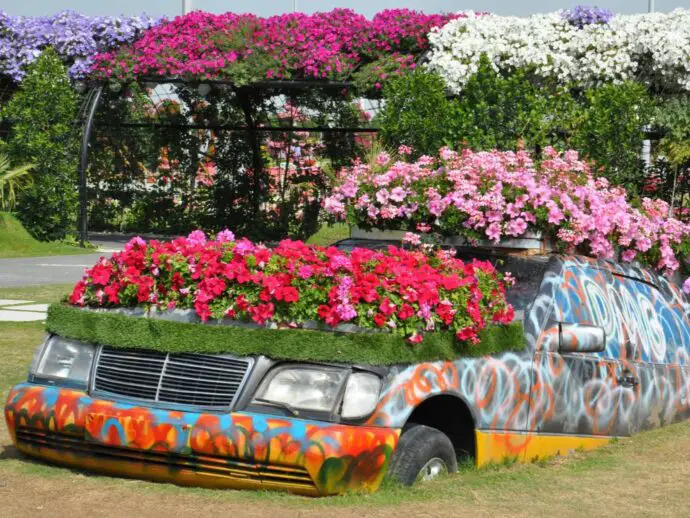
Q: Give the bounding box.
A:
[0,10,161,82]
[324,147,690,293]
[426,9,690,93]
[88,9,461,91]
[69,231,514,345]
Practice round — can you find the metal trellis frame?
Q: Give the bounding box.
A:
[77,78,382,242]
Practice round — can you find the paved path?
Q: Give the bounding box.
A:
[0,238,125,288]
[0,300,49,321]
[0,253,107,287]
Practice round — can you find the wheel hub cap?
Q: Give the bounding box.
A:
[418,457,448,482]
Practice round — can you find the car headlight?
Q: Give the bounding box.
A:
[254,366,347,413]
[30,335,96,386]
[341,372,382,419]
[254,366,382,419]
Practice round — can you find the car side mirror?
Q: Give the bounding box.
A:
[559,323,606,353]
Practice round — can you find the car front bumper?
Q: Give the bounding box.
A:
[4,383,400,496]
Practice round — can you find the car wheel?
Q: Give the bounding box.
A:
[387,424,458,486]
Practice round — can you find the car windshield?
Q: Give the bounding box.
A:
[453,250,549,311]
[333,239,549,312]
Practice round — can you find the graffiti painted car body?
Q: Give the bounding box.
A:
[5,249,690,494]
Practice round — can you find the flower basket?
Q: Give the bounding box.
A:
[65,231,518,360]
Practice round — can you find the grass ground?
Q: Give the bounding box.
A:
[1,285,689,517]
[305,223,350,246]
[0,212,93,259]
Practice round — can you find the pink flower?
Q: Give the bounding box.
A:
[621,250,637,262]
[216,229,235,242]
[376,189,390,204]
[683,278,690,295]
[407,332,423,344]
[375,152,391,165]
[403,232,421,246]
[398,145,413,156]
[486,222,502,242]
[298,265,314,279]
[187,230,207,246]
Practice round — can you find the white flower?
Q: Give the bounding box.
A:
[425,9,690,93]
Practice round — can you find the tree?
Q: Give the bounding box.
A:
[1,48,79,241]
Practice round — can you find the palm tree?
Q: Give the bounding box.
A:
[0,154,34,212]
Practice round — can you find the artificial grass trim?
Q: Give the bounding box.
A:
[46,304,526,365]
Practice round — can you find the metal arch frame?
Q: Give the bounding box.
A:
[78,85,104,246]
[76,78,381,244]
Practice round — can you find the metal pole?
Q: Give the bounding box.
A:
[78,86,104,247]
[648,0,654,13]
[293,0,297,12]
[183,0,192,15]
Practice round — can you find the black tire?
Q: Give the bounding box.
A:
[387,424,458,486]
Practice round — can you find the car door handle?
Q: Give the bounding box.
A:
[617,374,639,387]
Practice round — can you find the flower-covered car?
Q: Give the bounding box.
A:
[5,230,690,496]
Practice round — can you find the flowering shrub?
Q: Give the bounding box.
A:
[0,10,160,81]
[426,9,690,93]
[68,231,514,344]
[324,147,690,288]
[89,9,460,91]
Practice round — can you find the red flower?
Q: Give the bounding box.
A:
[397,303,415,320]
[373,312,387,327]
[275,286,299,303]
[136,276,155,303]
[194,300,212,322]
[250,303,275,325]
[456,326,480,344]
[379,297,396,316]
[91,263,112,286]
[318,304,341,327]
[235,295,250,311]
[69,281,86,306]
[104,283,121,304]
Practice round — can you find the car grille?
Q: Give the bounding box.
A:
[15,427,316,492]
[93,346,253,409]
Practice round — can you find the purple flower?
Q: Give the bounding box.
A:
[562,5,614,29]
[0,10,161,82]
[683,278,690,295]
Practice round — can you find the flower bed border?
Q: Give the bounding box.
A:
[47,304,525,365]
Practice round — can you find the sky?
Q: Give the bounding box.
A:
[1,0,690,18]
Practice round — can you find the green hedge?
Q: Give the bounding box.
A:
[46,304,525,365]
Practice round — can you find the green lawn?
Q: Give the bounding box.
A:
[1,285,689,517]
[305,223,350,246]
[0,283,74,303]
[0,212,93,259]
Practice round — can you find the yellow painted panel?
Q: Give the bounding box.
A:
[475,430,612,466]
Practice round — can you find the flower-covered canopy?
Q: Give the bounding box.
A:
[88,9,461,91]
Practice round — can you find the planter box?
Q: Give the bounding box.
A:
[351,227,555,253]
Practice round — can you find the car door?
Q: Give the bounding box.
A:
[608,272,690,431]
[531,261,639,438]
